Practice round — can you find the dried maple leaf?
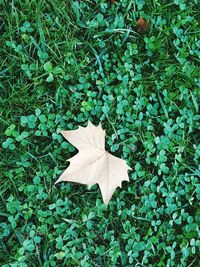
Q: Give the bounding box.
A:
[55,121,131,204]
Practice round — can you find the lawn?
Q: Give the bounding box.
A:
[0,0,200,266]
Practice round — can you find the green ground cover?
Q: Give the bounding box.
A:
[0,0,200,266]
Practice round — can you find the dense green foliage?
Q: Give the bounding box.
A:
[0,0,200,266]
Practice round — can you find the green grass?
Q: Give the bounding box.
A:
[0,0,200,266]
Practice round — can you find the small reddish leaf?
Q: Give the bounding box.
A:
[136,17,149,32]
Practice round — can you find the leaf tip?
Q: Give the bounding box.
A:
[54,179,60,185]
[59,130,66,137]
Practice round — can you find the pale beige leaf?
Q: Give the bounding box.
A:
[55,121,131,204]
